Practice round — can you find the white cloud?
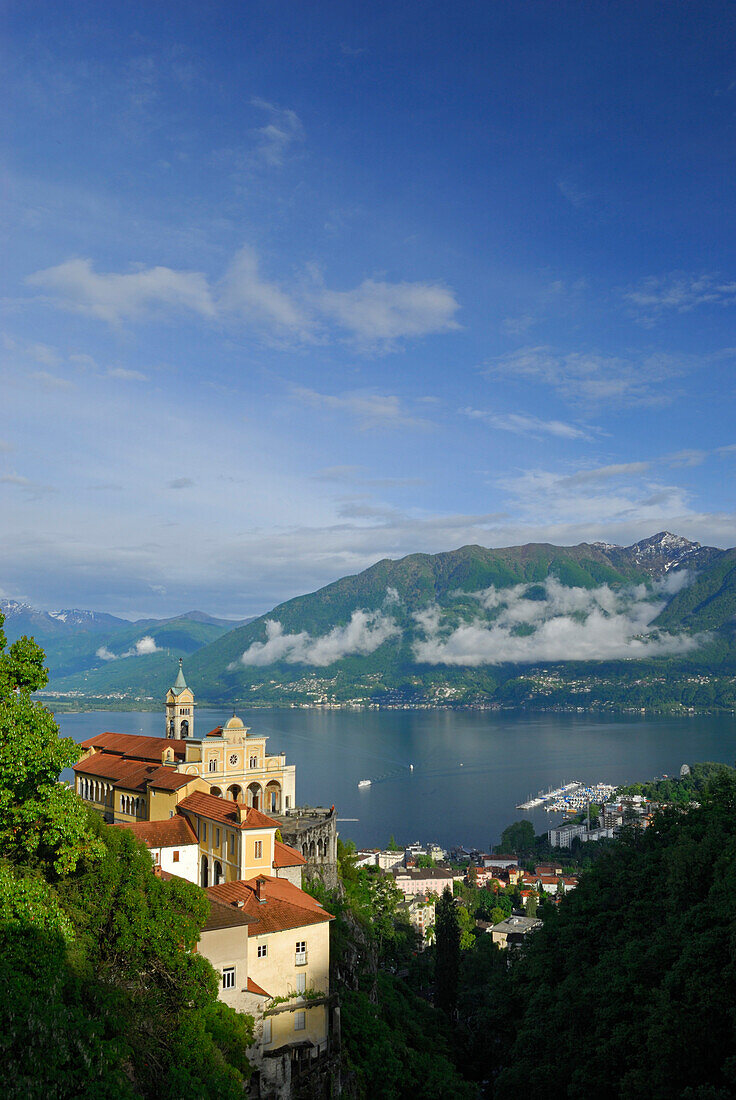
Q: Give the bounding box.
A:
[96,634,160,661]
[250,98,305,167]
[27,246,459,350]
[108,367,147,382]
[624,272,736,323]
[292,387,433,430]
[234,607,400,667]
[487,346,686,408]
[318,278,460,346]
[27,257,215,324]
[461,407,591,441]
[413,575,701,666]
[219,245,313,337]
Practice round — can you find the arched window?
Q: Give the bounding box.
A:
[169,718,175,738]
[208,758,217,773]
[200,855,209,888]
[228,785,243,803]
[213,860,223,885]
[247,783,261,810]
[180,719,189,738]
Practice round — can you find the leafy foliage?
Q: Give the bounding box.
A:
[0,614,253,1097]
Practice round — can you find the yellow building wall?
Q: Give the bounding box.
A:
[197,926,251,1014]
[248,920,331,1050]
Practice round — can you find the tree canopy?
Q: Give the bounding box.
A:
[0,614,254,1097]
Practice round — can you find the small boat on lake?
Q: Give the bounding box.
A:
[358,779,372,788]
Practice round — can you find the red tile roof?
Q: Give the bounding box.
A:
[80,731,187,762]
[148,769,198,790]
[206,726,224,737]
[206,875,334,936]
[112,817,198,847]
[273,840,306,868]
[178,791,280,831]
[75,752,199,794]
[247,977,271,998]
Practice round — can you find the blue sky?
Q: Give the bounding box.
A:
[2,0,736,618]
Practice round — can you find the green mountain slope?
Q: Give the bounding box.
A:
[40,534,736,711]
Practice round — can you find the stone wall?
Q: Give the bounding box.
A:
[274,806,339,891]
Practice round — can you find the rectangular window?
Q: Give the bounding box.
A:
[285,796,290,809]
[228,833,235,857]
[215,828,220,849]
[294,1011,305,1031]
[173,851,180,863]
[222,967,235,990]
[208,759,217,772]
[295,941,307,965]
[254,840,263,859]
[296,973,306,994]
[201,822,207,844]
[257,943,267,958]
[262,1018,272,1044]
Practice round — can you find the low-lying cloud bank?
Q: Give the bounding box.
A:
[96,635,160,661]
[412,575,702,666]
[233,608,400,668]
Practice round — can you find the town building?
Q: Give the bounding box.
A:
[491,914,543,949]
[397,893,436,945]
[392,866,463,897]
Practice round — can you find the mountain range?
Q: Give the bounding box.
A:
[7,531,736,712]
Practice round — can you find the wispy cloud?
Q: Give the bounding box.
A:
[461,407,592,441]
[27,257,215,325]
[413,575,700,666]
[317,278,460,347]
[292,387,434,431]
[486,345,687,408]
[250,98,305,167]
[232,607,399,668]
[27,246,460,351]
[167,477,194,490]
[624,272,736,324]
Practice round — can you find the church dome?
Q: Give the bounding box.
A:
[224,714,245,730]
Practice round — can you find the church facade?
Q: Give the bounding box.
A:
[74,659,295,824]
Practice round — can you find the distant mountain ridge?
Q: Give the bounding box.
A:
[17,532,736,713]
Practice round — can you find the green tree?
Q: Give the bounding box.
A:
[490,906,506,924]
[435,886,460,1017]
[497,820,536,856]
[525,890,538,917]
[387,834,401,851]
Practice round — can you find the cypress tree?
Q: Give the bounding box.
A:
[435,885,460,1018]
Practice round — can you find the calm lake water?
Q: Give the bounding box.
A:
[57,708,736,851]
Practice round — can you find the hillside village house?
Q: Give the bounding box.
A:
[74,662,336,1099]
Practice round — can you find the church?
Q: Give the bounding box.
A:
[72,662,339,1097]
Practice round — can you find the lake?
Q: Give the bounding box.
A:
[56,708,736,851]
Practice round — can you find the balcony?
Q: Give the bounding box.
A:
[295,951,308,967]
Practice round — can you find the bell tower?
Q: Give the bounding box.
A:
[164,658,196,739]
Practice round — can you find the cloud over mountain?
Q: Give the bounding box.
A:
[232,608,400,668]
[412,574,701,666]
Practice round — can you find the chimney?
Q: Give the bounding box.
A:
[237,804,249,825]
[255,877,267,903]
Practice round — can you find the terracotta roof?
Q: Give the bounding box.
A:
[247,977,271,998]
[201,897,255,932]
[73,754,142,780]
[206,726,224,737]
[178,791,280,831]
[112,817,198,848]
[273,840,306,868]
[80,731,187,762]
[148,769,197,790]
[206,875,334,936]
